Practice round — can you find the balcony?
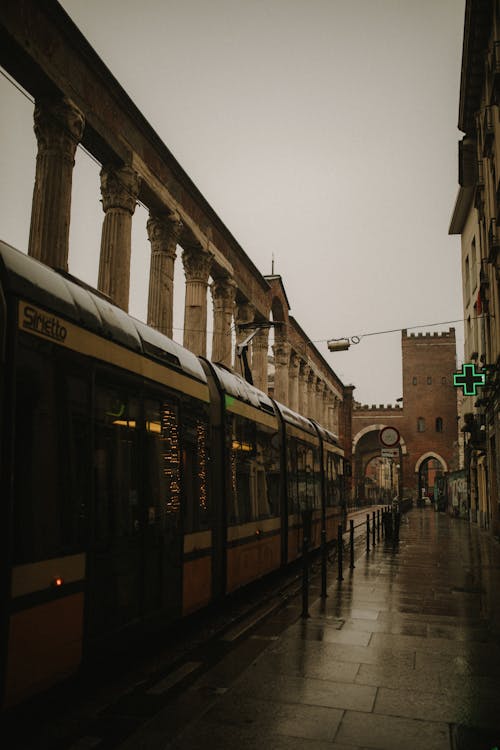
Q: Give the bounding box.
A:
[458,138,476,186]
[477,159,485,187]
[491,41,500,104]
[479,264,490,291]
[488,218,500,261]
[482,106,495,156]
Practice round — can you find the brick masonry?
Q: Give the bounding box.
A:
[353,329,459,498]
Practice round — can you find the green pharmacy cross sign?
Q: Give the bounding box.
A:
[453,363,486,396]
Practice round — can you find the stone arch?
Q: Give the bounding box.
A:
[414,452,448,473]
[353,424,408,456]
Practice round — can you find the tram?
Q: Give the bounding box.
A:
[0,239,344,709]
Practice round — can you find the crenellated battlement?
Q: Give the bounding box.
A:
[402,327,455,339]
[354,403,403,412]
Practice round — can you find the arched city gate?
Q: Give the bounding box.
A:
[352,424,408,503]
[415,452,448,505]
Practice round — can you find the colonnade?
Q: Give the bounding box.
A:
[26,96,342,430]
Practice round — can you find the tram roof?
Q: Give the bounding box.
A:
[0,240,207,384]
[273,401,317,436]
[208,361,277,415]
[310,419,340,447]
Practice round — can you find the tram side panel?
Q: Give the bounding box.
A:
[285,426,322,562]
[180,404,213,615]
[6,329,89,706]
[324,445,344,540]
[1,277,213,707]
[224,399,282,593]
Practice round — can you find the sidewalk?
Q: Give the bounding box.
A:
[141,508,500,750]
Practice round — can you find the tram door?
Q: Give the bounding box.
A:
[88,383,182,646]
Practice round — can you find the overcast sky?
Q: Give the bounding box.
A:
[0,0,466,405]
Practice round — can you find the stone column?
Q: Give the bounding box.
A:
[98,164,141,311]
[288,352,301,412]
[273,342,291,405]
[181,244,212,356]
[147,211,182,338]
[322,387,331,428]
[331,396,340,433]
[315,380,325,423]
[252,327,269,393]
[28,98,85,270]
[211,276,236,366]
[307,374,317,419]
[298,362,311,415]
[234,301,255,375]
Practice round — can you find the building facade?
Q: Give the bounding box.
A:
[0,1,354,465]
[449,0,500,536]
[352,330,459,503]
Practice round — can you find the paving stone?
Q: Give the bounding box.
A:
[251,649,361,683]
[204,694,344,741]
[335,709,450,750]
[231,670,377,712]
[355,662,440,692]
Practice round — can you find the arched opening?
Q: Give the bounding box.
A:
[352,425,406,505]
[417,455,447,508]
[364,455,395,503]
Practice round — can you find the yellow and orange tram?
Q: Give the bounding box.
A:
[0,239,345,710]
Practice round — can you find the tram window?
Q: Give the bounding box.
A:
[144,398,182,534]
[288,439,319,513]
[94,385,140,545]
[313,447,321,508]
[287,441,299,515]
[325,452,341,507]
[228,414,280,525]
[182,412,210,533]
[13,339,89,564]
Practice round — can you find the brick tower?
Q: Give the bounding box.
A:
[401,329,458,495]
[352,328,459,501]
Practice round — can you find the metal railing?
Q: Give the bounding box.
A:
[301,500,413,617]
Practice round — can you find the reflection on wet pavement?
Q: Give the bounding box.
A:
[151,509,500,750]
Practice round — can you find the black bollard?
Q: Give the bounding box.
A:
[349,519,355,569]
[366,513,370,553]
[380,508,384,539]
[372,511,376,547]
[377,509,380,542]
[394,511,401,543]
[321,527,327,598]
[337,523,344,581]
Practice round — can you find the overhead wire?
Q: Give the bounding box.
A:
[311,315,486,346]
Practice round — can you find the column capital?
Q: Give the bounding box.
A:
[289,351,301,376]
[181,244,212,283]
[300,361,312,379]
[273,341,291,367]
[147,211,183,257]
[210,275,237,311]
[33,97,85,158]
[253,326,270,350]
[100,164,141,214]
[234,300,255,327]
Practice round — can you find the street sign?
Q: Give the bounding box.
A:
[380,426,400,447]
[381,448,399,459]
[453,363,486,396]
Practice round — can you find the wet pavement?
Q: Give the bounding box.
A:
[121,508,500,750]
